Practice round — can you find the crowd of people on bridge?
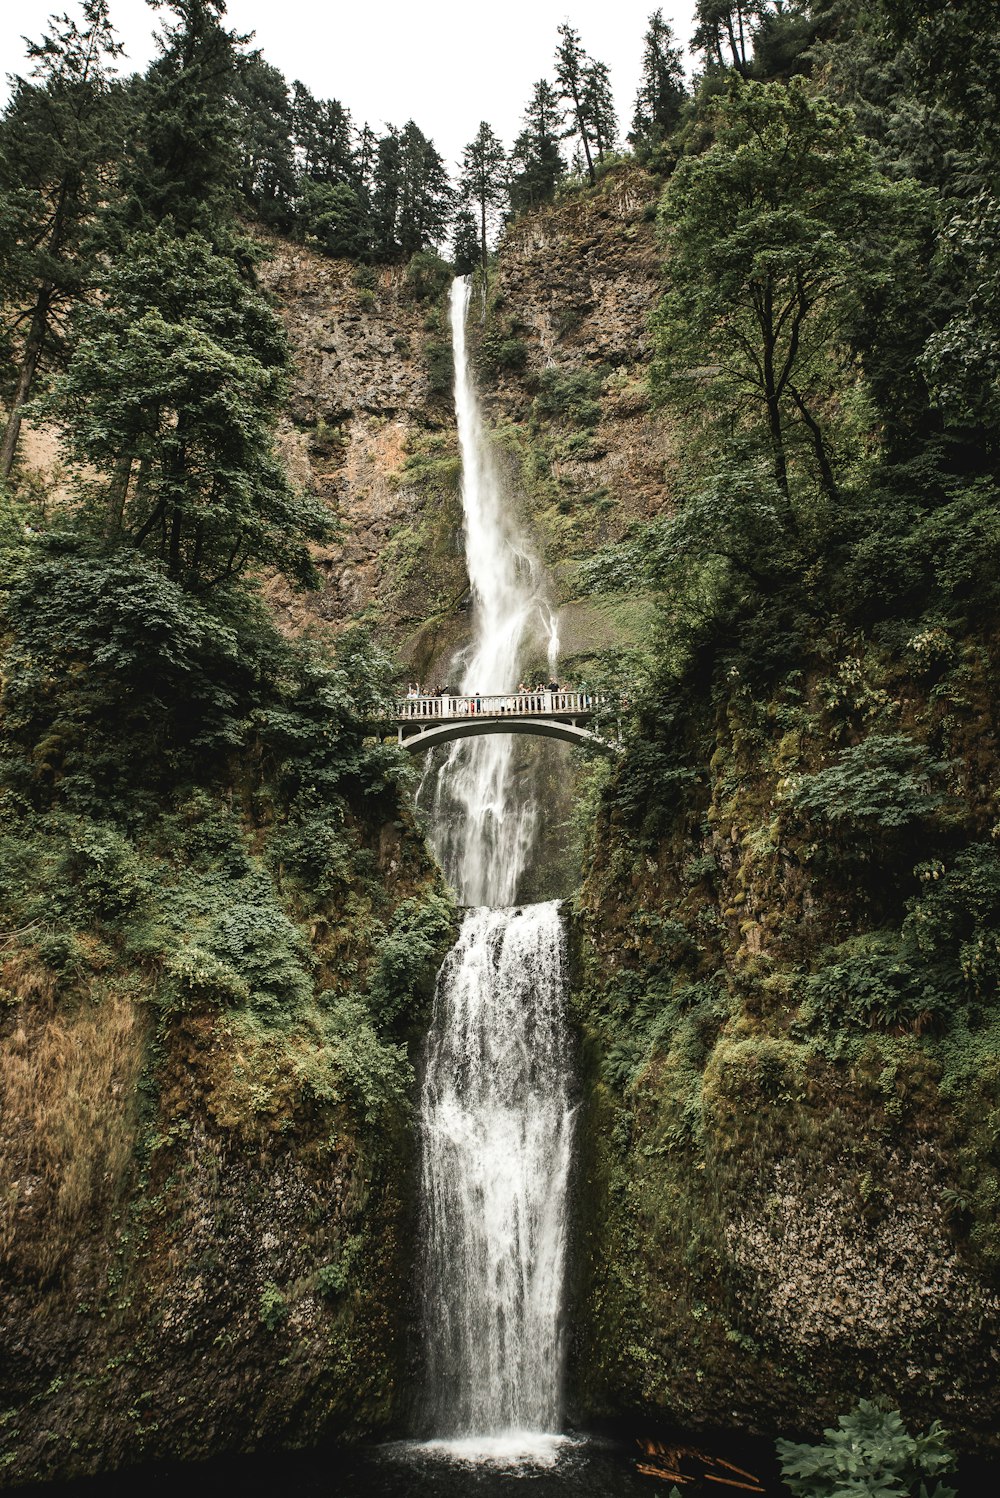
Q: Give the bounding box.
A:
[400,680,593,717]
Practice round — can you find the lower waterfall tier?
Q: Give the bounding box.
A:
[419,902,574,1438]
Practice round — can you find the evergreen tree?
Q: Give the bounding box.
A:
[43,227,328,589]
[292,82,356,185]
[459,121,508,277]
[583,59,618,162]
[369,126,402,259]
[554,23,596,185]
[397,121,452,258]
[630,10,687,149]
[235,54,296,228]
[510,80,565,213]
[452,207,481,276]
[119,0,246,237]
[355,122,377,195]
[692,1,771,78]
[0,0,123,480]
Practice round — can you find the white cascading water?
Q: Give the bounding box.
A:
[422,276,560,909]
[420,904,573,1443]
[418,277,574,1459]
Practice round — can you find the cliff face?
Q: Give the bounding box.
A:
[255,242,469,680]
[567,632,1000,1447]
[468,168,674,676]
[5,160,999,1485]
[0,786,452,1485]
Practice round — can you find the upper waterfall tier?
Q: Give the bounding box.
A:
[421,278,560,907]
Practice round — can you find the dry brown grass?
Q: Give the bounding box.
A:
[1,962,146,1279]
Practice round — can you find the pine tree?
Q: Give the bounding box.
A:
[510,80,565,213]
[397,121,452,258]
[292,82,355,186]
[554,23,596,185]
[370,127,402,259]
[631,10,687,149]
[452,207,481,276]
[119,0,246,237]
[459,122,508,277]
[43,227,328,588]
[583,59,618,162]
[236,54,296,228]
[0,0,123,479]
[692,2,771,78]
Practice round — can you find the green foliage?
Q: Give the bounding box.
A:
[365,893,456,1027]
[652,78,929,499]
[510,80,565,212]
[258,1282,289,1332]
[41,227,329,591]
[775,1399,956,1498]
[315,1235,363,1298]
[531,366,605,427]
[316,994,413,1120]
[425,340,454,397]
[790,734,950,831]
[118,0,243,238]
[298,179,367,259]
[404,250,452,303]
[477,331,529,380]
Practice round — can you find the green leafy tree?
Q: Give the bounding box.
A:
[41,228,328,589]
[0,0,122,479]
[509,80,564,213]
[459,121,508,277]
[630,10,687,151]
[298,179,367,259]
[652,79,927,501]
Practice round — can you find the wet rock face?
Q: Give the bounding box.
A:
[475,169,677,566]
[0,1004,414,1486]
[256,240,467,672]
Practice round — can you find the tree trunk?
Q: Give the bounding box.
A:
[760,289,789,497]
[0,289,52,480]
[105,455,134,539]
[789,384,839,502]
[570,85,596,185]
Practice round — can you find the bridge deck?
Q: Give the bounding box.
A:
[394,691,596,726]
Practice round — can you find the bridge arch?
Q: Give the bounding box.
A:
[396,716,614,755]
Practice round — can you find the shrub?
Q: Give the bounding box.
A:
[790,734,950,830]
[531,366,605,427]
[258,1282,288,1332]
[405,250,452,303]
[776,1399,956,1498]
[425,340,454,396]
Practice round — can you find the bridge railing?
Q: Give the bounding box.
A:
[395,690,599,721]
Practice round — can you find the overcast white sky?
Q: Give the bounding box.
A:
[1,0,698,172]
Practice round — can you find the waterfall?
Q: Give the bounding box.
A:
[420,904,573,1439]
[417,278,574,1456]
[422,276,559,909]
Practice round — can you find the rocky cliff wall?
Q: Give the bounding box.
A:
[255,242,469,682]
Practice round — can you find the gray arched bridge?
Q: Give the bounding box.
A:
[377,691,619,754]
